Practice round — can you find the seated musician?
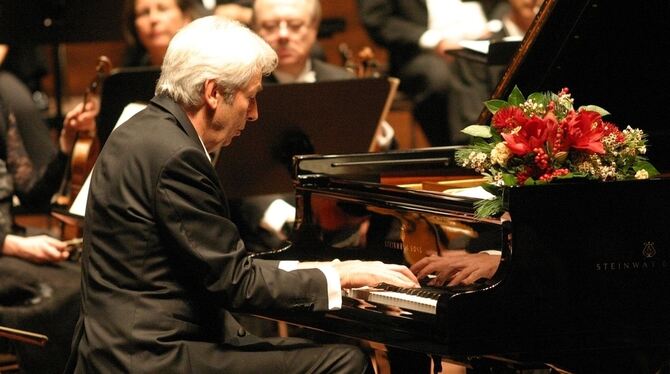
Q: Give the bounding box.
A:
[0,74,89,373]
[234,0,395,253]
[0,75,91,262]
[62,0,207,130]
[65,17,418,373]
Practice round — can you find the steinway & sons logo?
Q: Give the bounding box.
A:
[595,241,668,272]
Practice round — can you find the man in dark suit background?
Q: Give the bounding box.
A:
[66,16,418,373]
[252,0,354,84]
[358,0,494,147]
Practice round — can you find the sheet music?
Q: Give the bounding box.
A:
[68,102,147,217]
[442,186,495,200]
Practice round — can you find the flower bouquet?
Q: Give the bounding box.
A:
[455,86,659,218]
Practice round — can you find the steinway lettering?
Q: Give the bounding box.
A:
[595,259,669,271]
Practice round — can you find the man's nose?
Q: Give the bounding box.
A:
[277,21,289,40]
[247,102,259,122]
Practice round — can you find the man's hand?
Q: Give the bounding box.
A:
[60,98,99,154]
[411,251,500,287]
[331,260,419,289]
[2,234,70,263]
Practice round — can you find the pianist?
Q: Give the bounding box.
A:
[65,17,418,374]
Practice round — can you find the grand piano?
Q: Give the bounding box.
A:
[253,0,670,372]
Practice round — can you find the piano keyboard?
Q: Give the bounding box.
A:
[347,283,444,315]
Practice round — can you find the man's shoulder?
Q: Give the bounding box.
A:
[312,59,356,81]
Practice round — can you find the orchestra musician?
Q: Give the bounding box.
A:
[65,16,418,373]
[121,0,208,67]
[0,77,88,374]
[62,0,207,154]
[252,0,354,84]
[232,0,396,253]
[0,76,92,262]
[357,0,495,147]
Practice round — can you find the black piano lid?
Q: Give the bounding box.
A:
[489,0,670,172]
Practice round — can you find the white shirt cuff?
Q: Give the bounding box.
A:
[419,29,443,49]
[278,261,342,310]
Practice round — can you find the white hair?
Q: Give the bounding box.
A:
[156,16,278,107]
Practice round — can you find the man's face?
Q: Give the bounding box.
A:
[206,74,263,151]
[254,0,318,73]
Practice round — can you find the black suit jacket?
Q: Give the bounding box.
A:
[358,0,429,75]
[68,95,330,373]
[264,58,355,84]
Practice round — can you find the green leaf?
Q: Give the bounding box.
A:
[579,105,610,116]
[481,183,501,196]
[461,125,492,138]
[474,198,504,218]
[484,100,508,114]
[508,86,525,106]
[527,92,549,107]
[502,173,517,186]
[635,160,660,177]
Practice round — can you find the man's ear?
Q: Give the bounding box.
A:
[203,79,219,109]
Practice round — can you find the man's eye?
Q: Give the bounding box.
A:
[261,22,278,32]
[288,21,305,31]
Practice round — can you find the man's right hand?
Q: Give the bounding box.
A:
[331,260,419,289]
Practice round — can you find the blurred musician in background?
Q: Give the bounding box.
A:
[63,0,208,142]
[121,0,209,67]
[0,74,95,262]
[0,85,89,374]
[211,0,254,25]
[358,0,498,147]
[66,16,418,373]
[252,0,354,83]
[232,0,394,254]
[447,0,542,135]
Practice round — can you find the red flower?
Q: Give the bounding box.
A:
[563,110,605,154]
[502,115,554,156]
[602,121,625,143]
[492,106,526,132]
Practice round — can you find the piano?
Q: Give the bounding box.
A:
[252,0,670,372]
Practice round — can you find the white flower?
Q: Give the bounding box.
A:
[490,142,511,166]
[635,169,649,179]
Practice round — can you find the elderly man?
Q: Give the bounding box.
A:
[65,16,417,374]
[252,0,354,83]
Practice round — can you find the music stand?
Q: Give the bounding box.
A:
[96,66,161,146]
[0,0,124,119]
[214,77,394,199]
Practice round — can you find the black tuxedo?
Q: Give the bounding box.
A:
[263,58,355,84]
[67,95,341,372]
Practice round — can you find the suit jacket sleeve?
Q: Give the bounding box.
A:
[358,0,428,48]
[155,146,330,312]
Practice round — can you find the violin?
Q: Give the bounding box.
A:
[55,56,112,207]
[338,43,381,78]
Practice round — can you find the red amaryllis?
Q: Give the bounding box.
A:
[502,115,554,156]
[563,110,605,154]
[491,106,526,132]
